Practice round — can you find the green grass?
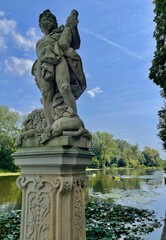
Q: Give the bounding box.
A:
[0,169,20,176]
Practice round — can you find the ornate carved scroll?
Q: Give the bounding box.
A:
[17,175,60,240]
[17,174,88,240]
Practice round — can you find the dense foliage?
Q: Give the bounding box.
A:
[0,202,161,240]
[0,105,164,172]
[0,134,18,172]
[158,104,166,149]
[91,131,163,169]
[149,0,166,90]
[0,106,21,172]
[149,0,166,149]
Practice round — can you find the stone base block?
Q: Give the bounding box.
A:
[21,135,92,149]
[13,146,93,240]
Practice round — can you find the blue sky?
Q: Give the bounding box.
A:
[0,0,165,159]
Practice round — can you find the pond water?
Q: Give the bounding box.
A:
[0,176,21,214]
[0,168,165,239]
[86,168,166,239]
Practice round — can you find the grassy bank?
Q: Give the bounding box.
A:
[0,169,20,177]
[0,172,20,176]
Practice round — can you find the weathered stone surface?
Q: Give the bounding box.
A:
[19,135,91,149]
[14,147,92,240]
[13,9,93,240]
[13,146,93,174]
[16,174,88,240]
[15,9,90,148]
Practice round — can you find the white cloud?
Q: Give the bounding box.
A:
[12,32,35,50]
[0,11,5,17]
[12,27,41,50]
[27,27,40,42]
[81,27,143,60]
[0,18,16,35]
[0,36,7,49]
[87,86,103,98]
[4,56,34,76]
[84,71,90,78]
[0,15,41,51]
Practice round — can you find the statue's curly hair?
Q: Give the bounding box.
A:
[39,9,58,28]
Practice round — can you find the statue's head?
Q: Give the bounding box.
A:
[39,9,58,34]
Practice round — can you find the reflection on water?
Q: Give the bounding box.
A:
[0,176,21,214]
[0,169,165,239]
[86,169,165,205]
[86,168,164,195]
[85,168,144,199]
[86,168,166,239]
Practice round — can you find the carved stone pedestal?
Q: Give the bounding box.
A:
[13,145,92,240]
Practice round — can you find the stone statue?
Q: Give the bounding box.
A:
[15,9,91,147]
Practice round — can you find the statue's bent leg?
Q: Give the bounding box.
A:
[56,57,77,114]
[42,88,54,127]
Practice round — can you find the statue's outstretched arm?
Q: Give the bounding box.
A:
[66,9,80,50]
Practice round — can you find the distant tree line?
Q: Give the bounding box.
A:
[0,106,165,172]
[90,131,165,169]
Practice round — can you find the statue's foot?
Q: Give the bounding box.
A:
[14,137,22,147]
[40,134,50,144]
[40,128,52,144]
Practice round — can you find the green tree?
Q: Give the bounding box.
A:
[91,132,162,168]
[118,153,128,167]
[149,0,166,149]
[0,134,18,171]
[91,132,119,168]
[158,104,166,149]
[115,140,145,167]
[0,106,21,171]
[0,106,20,136]
[91,157,100,169]
[149,0,166,90]
[142,146,161,167]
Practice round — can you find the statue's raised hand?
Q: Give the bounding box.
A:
[66,9,79,28]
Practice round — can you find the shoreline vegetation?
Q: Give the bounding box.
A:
[0,166,165,177]
[0,172,20,176]
[0,108,165,174]
[90,132,166,170]
[0,169,20,176]
[87,166,165,170]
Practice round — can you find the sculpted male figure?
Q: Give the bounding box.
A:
[32,9,86,128]
[15,9,91,147]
